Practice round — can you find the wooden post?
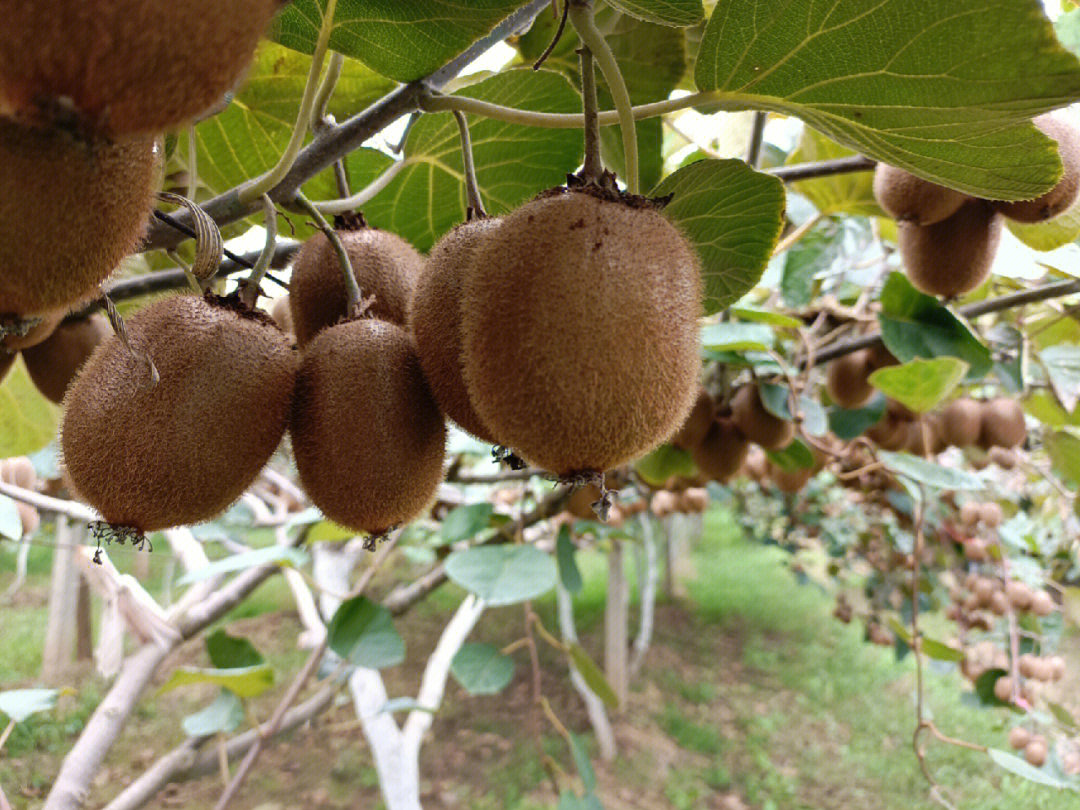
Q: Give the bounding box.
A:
[42,517,81,681]
[604,542,629,709]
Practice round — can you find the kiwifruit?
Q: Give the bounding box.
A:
[15,501,39,537]
[1005,580,1033,611]
[768,462,812,494]
[61,295,296,532]
[690,418,748,484]
[460,188,701,476]
[979,502,1003,529]
[866,409,909,451]
[290,318,446,535]
[866,343,899,371]
[993,675,1015,703]
[409,218,500,443]
[988,446,1017,469]
[1,309,64,351]
[941,397,983,447]
[996,116,1080,222]
[1048,656,1066,682]
[0,0,283,137]
[825,349,875,409]
[670,387,715,450]
[567,483,604,521]
[1019,654,1039,679]
[979,397,1026,449]
[1030,590,1055,617]
[289,223,423,348]
[23,313,109,403]
[269,296,293,335]
[873,164,970,226]
[903,416,945,457]
[1,456,37,489]
[959,501,981,528]
[650,490,678,518]
[1024,738,1048,768]
[730,384,793,451]
[679,487,709,514]
[897,200,1002,298]
[0,120,157,317]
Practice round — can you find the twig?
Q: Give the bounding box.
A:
[239,195,278,308]
[577,44,602,185]
[311,159,406,216]
[746,111,767,167]
[453,110,486,217]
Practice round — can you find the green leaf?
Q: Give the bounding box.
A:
[829,394,887,441]
[652,159,786,314]
[305,520,355,543]
[556,525,583,595]
[1047,701,1079,731]
[868,357,969,414]
[766,440,815,472]
[699,322,775,352]
[159,665,274,699]
[920,637,964,663]
[787,129,880,217]
[1007,205,1080,251]
[379,697,433,714]
[177,546,309,585]
[730,307,803,329]
[445,546,557,607]
[569,732,597,792]
[1041,344,1080,413]
[558,792,604,810]
[0,495,21,542]
[273,1,527,81]
[441,504,495,545]
[1047,429,1080,485]
[0,688,58,723]
[877,273,992,379]
[758,382,792,420]
[205,630,265,670]
[798,396,829,438]
[327,596,406,670]
[635,444,696,487]
[973,669,1013,708]
[567,643,619,709]
[451,643,515,695]
[878,450,983,491]
[988,748,1077,789]
[781,218,841,308]
[604,0,703,26]
[362,69,583,251]
[182,690,244,737]
[694,0,1080,200]
[0,358,59,457]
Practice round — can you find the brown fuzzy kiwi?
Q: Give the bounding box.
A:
[0,120,157,317]
[941,397,983,448]
[691,418,749,484]
[270,296,293,335]
[2,457,37,489]
[826,349,875,409]
[768,462,812,494]
[903,417,942,457]
[897,200,1002,298]
[61,295,296,532]
[410,218,500,444]
[873,164,970,226]
[671,387,715,450]
[290,224,423,348]
[567,484,606,522]
[866,408,910,451]
[290,318,446,535]
[730,384,794,451]
[23,313,109,403]
[866,343,899,371]
[979,397,1026,449]
[2,309,64,351]
[996,116,1080,222]
[460,188,701,476]
[0,0,282,137]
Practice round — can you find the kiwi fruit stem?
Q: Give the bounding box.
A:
[452,111,487,217]
[576,42,604,187]
[292,192,364,315]
[240,195,279,309]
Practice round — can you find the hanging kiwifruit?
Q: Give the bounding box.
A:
[825,349,875,409]
[670,387,715,451]
[941,397,983,448]
[979,397,1026,449]
[866,404,911,451]
[61,295,296,532]
[897,200,1002,298]
[903,416,943,457]
[768,461,812,494]
[410,218,500,444]
[290,221,423,348]
[23,313,109,403]
[995,115,1080,223]
[460,188,701,476]
[290,318,446,535]
[269,296,293,335]
[873,164,970,226]
[730,384,793,451]
[0,119,157,318]
[690,418,748,484]
[566,483,606,522]
[1,309,64,352]
[0,0,283,137]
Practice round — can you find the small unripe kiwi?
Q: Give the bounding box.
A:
[0,120,157,317]
[825,349,875,410]
[873,164,970,226]
[671,387,715,451]
[941,398,983,448]
[410,218,500,444]
[61,295,296,532]
[0,0,283,137]
[1048,656,1066,682]
[1024,738,1048,768]
[1,457,36,490]
[979,501,1003,529]
[988,446,1017,469]
[679,487,709,514]
[690,418,748,484]
[1005,580,1033,611]
[23,313,109,403]
[897,200,1002,298]
[290,223,423,348]
[1018,654,1039,679]
[866,409,909,451]
[270,297,293,335]
[290,319,446,535]
[993,675,1015,703]
[461,189,701,476]
[979,398,1026,449]
[1030,590,1055,617]
[1008,726,1031,751]
[730,384,793,451]
[567,484,605,522]
[996,116,1080,222]
[650,490,678,518]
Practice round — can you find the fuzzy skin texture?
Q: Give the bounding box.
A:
[691,418,748,484]
[2,309,64,351]
[270,296,293,335]
[410,218,500,443]
[826,349,875,410]
[873,164,969,226]
[866,409,910,451]
[290,319,446,535]
[461,190,702,475]
[730,384,794,451]
[290,228,423,348]
[769,462,812,494]
[941,397,983,448]
[0,120,157,316]
[23,313,109,403]
[61,296,296,531]
[898,200,1002,298]
[979,397,1026,449]
[996,116,1080,223]
[670,387,715,451]
[0,0,281,137]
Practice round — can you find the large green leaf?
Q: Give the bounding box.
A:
[273,1,528,81]
[451,643,515,695]
[988,749,1077,790]
[159,665,275,699]
[877,451,983,491]
[362,69,582,251]
[781,218,842,307]
[327,595,406,669]
[555,525,583,595]
[444,545,557,606]
[182,691,244,738]
[0,358,59,457]
[699,322,774,352]
[634,444,696,487]
[868,357,969,414]
[1041,344,1080,413]
[440,504,495,545]
[205,630,265,670]
[652,159,786,313]
[567,643,619,709]
[694,0,1080,200]
[1047,429,1080,486]
[1007,204,1080,251]
[787,128,880,217]
[605,0,703,27]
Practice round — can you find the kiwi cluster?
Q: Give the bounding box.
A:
[861,395,1026,457]
[874,115,1080,298]
[649,486,709,519]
